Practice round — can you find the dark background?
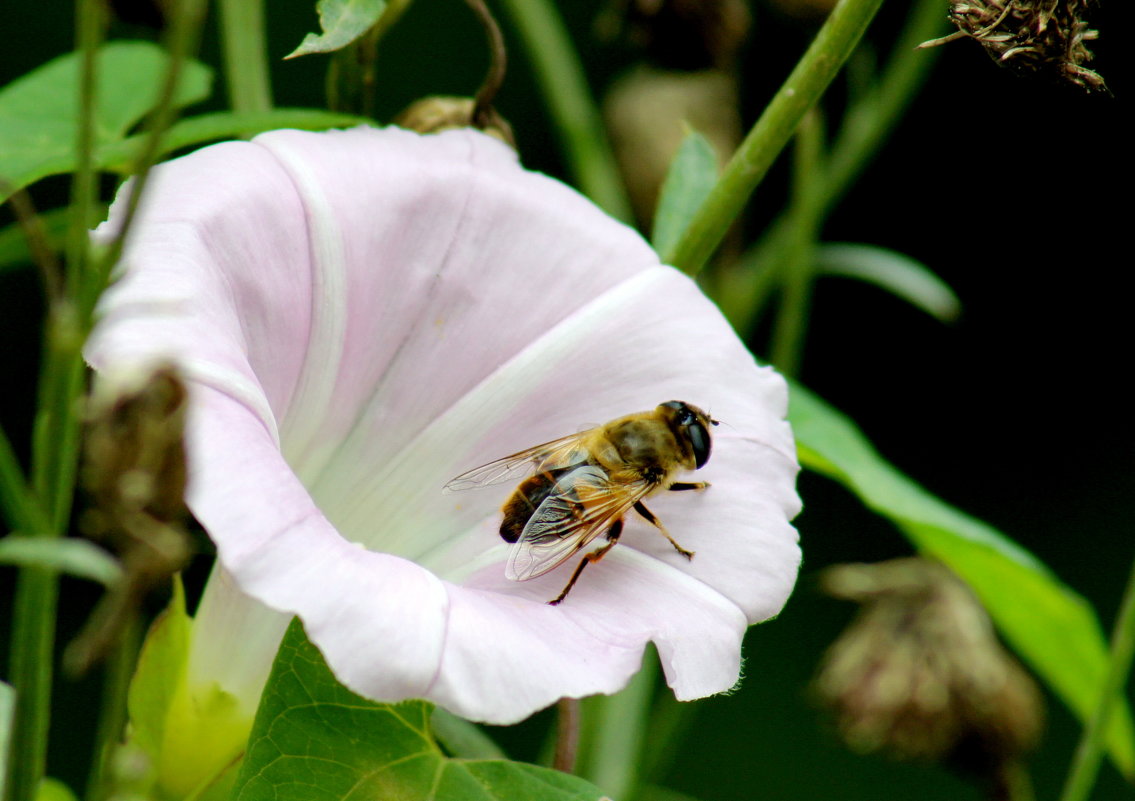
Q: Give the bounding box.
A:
[1,1,1130,799]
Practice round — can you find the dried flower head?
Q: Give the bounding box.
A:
[68,365,193,672]
[393,96,515,147]
[921,0,1105,91]
[815,558,1043,789]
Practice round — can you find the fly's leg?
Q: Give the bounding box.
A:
[668,482,709,492]
[548,518,624,606]
[633,501,695,560]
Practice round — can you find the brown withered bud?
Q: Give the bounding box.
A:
[815,558,1043,794]
[920,0,1105,91]
[598,0,751,70]
[68,364,193,673]
[393,96,516,148]
[603,67,741,228]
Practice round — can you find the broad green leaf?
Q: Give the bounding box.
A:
[0,536,121,585]
[789,382,1135,778]
[0,680,12,801]
[0,41,212,200]
[652,129,719,264]
[816,242,961,322]
[233,619,606,801]
[97,109,372,174]
[288,0,389,58]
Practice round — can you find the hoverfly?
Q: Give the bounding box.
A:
[445,401,718,604]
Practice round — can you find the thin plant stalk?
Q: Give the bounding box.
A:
[4,3,105,799]
[712,0,948,332]
[578,653,659,800]
[668,0,886,278]
[218,0,273,113]
[84,617,141,801]
[1059,556,1135,801]
[6,2,209,799]
[496,0,633,223]
[770,108,825,378]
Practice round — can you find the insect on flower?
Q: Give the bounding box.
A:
[445,401,719,605]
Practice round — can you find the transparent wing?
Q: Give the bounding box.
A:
[443,429,595,493]
[505,465,653,581]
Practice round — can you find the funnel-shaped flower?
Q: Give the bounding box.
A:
[86,126,801,728]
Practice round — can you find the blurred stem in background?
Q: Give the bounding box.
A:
[219,0,273,113]
[496,0,634,223]
[1060,557,1135,801]
[709,0,948,334]
[4,3,107,800]
[770,108,825,378]
[4,0,209,798]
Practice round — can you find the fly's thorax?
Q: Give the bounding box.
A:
[601,415,693,480]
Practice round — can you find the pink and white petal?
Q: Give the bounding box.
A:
[87,125,801,725]
[89,141,316,427]
[185,383,451,701]
[442,548,748,721]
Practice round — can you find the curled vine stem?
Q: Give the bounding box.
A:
[465,0,508,130]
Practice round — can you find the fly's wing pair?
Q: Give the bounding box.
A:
[505,465,654,582]
[443,429,595,493]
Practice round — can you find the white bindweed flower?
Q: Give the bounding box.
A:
[86,127,801,740]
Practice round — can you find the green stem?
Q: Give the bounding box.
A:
[712,0,947,332]
[1059,556,1135,801]
[578,653,658,800]
[669,0,886,278]
[5,4,106,799]
[0,426,50,536]
[218,0,273,113]
[84,617,142,801]
[769,109,825,378]
[496,0,633,223]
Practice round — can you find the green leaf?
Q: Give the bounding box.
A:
[652,129,720,264]
[815,242,961,322]
[0,680,13,801]
[0,536,121,585]
[233,619,606,801]
[0,41,212,200]
[287,0,389,58]
[789,381,1135,778]
[97,109,372,174]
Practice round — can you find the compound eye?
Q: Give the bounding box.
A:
[660,400,695,426]
[687,420,712,469]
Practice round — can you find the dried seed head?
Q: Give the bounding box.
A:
[922,0,1106,91]
[394,96,516,148]
[815,558,1043,786]
[69,364,193,673]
